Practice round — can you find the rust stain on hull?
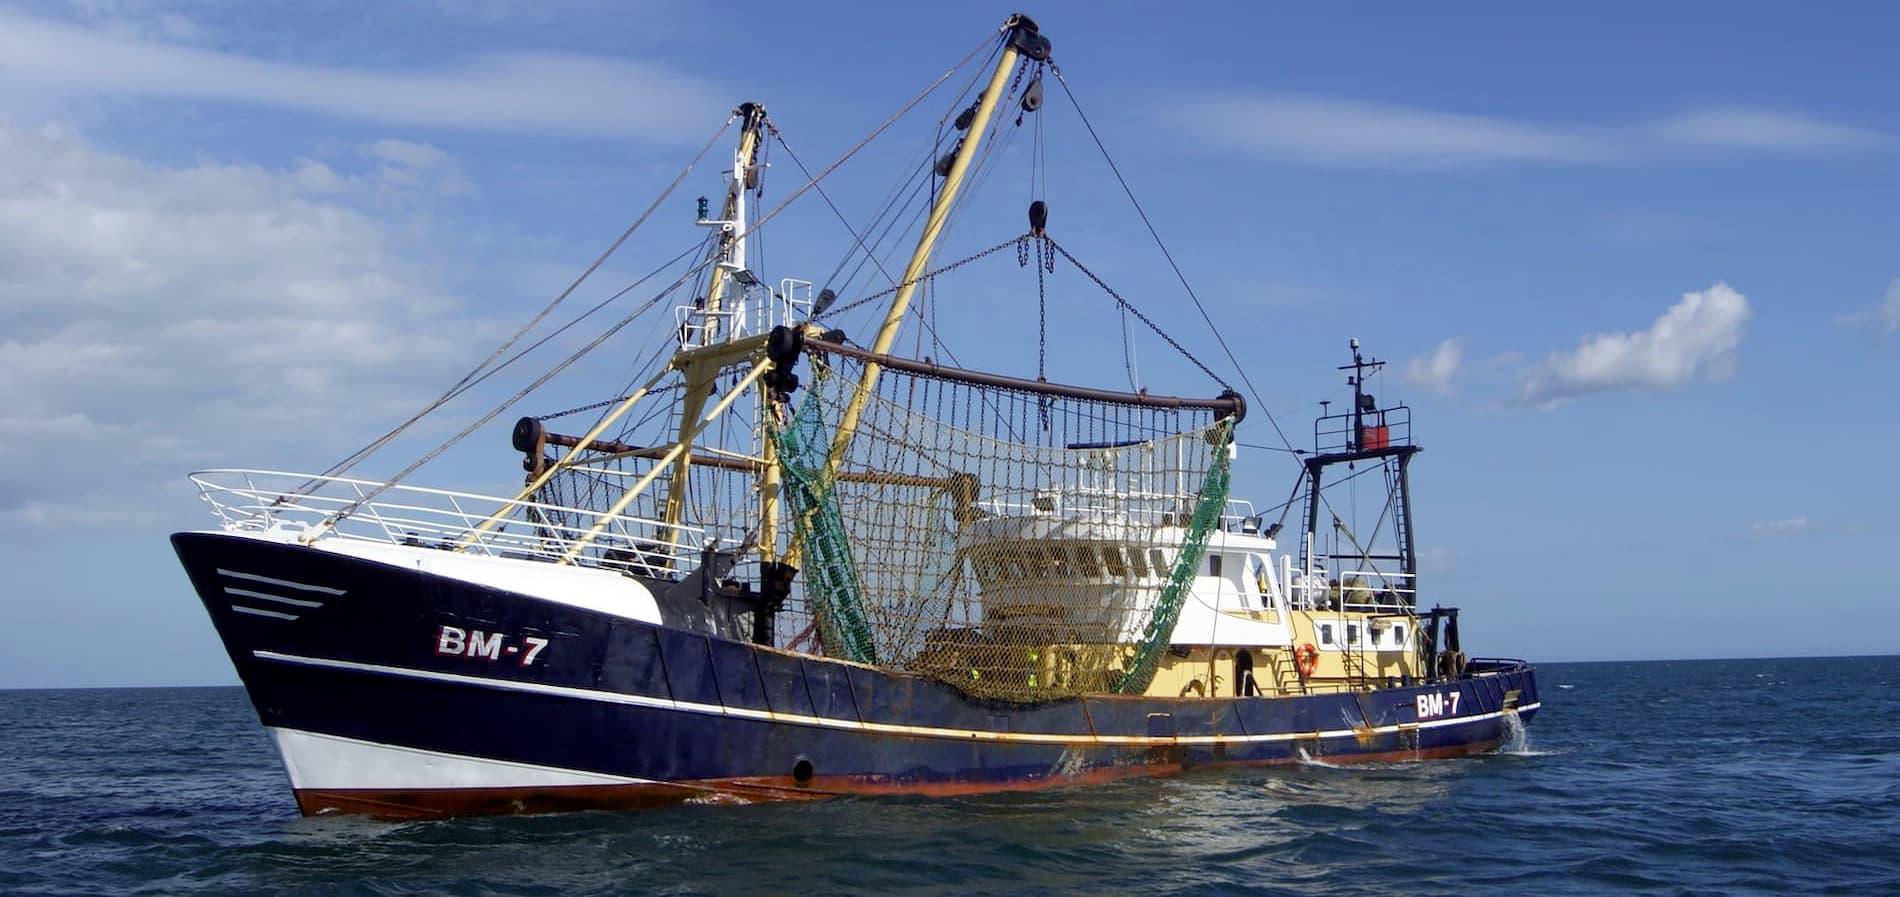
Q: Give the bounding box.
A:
[296,740,1500,820]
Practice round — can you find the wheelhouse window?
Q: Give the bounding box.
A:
[1346,624,1360,644]
[1318,623,1334,645]
[1393,624,1406,645]
[1127,547,1150,578]
[1150,549,1168,575]
[1247,555,1272,609]
[1073,545,1102,578]
[1101,545,1128,578]
[1207,554,1223,577]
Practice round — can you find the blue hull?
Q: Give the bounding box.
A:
[175,532,1540,818]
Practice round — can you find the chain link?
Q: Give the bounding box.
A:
[813,232,1031,324]
[537,384,679,421]
[1045,238,1232,391]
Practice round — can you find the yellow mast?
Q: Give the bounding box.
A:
[819,15,1044,481]
[661,102,770,549]
[480,18,1050,577]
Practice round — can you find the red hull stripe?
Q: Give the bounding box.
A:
[296,740,1499,819]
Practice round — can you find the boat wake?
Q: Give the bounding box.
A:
[1493,709,1561,757]
[685,791,756,807]
[1294,747,1343,769]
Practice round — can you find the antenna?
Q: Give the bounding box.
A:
[1337,340,1383,451]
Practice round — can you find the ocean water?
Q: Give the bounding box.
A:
[1,656,1896,896]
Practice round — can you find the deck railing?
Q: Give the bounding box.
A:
[975,489,1263,532]
[1285,567,1416,613]
[1313,405,1411,455]
[189,469,705,577]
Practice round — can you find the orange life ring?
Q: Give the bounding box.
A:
[1294,642,1320,678]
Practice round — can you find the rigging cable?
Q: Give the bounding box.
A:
[1043,239,1227,389]
[1048,67,1302,467]
[768,125,903,296]
[733,31,1002,268]
[323,251,719,526]
[301,116,739,494]
[1051,65,1374,559]
[772,127,994,381]
[812,234,1027,323]
[314,30,1003,526]
[381,236,710,426]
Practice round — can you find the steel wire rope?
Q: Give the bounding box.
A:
[489,29,999,445]
[727,31,1002,278]
[779,113,1039,454]
[301,117,739,495]
[1046,68,1302,457]
[1050,66,1375,553]
[297,235,711,524]
[816,39,999,300]
[317,32,1001,528]
[326,234,710,456]
[769,127,906,306]
[750,36,1003,344]
[823,52,1024,344]
[1041,239,1227,388]
[813,234,1023,322]
[322,253,718,527]
[832,172,934,316]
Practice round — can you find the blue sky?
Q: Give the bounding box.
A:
[0,1,1895,687]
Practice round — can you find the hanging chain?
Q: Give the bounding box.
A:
[1035,236,1049,430]
[1035,238,1046,382]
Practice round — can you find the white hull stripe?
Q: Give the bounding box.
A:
[217,568,346,595]
[255,650,1540,749]
[234,606,299,621]
[268,726,659,790]
[223,586,325,608]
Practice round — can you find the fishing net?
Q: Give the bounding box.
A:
[773,345,1235,701]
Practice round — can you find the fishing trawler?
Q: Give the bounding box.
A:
[172,14,1538,818]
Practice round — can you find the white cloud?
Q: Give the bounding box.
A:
[1163,91,1891,169]
[58,0,212,43]
[362,139,475,195]
[1750,516,1811,537]
[0,11,724,140]
[1649,107,1891,153]
[1170,93,1619,168]
[1517,283,1751,407]
[1403,338,1464,396]
[1834,278,1900,332]
[0,120,488,529]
